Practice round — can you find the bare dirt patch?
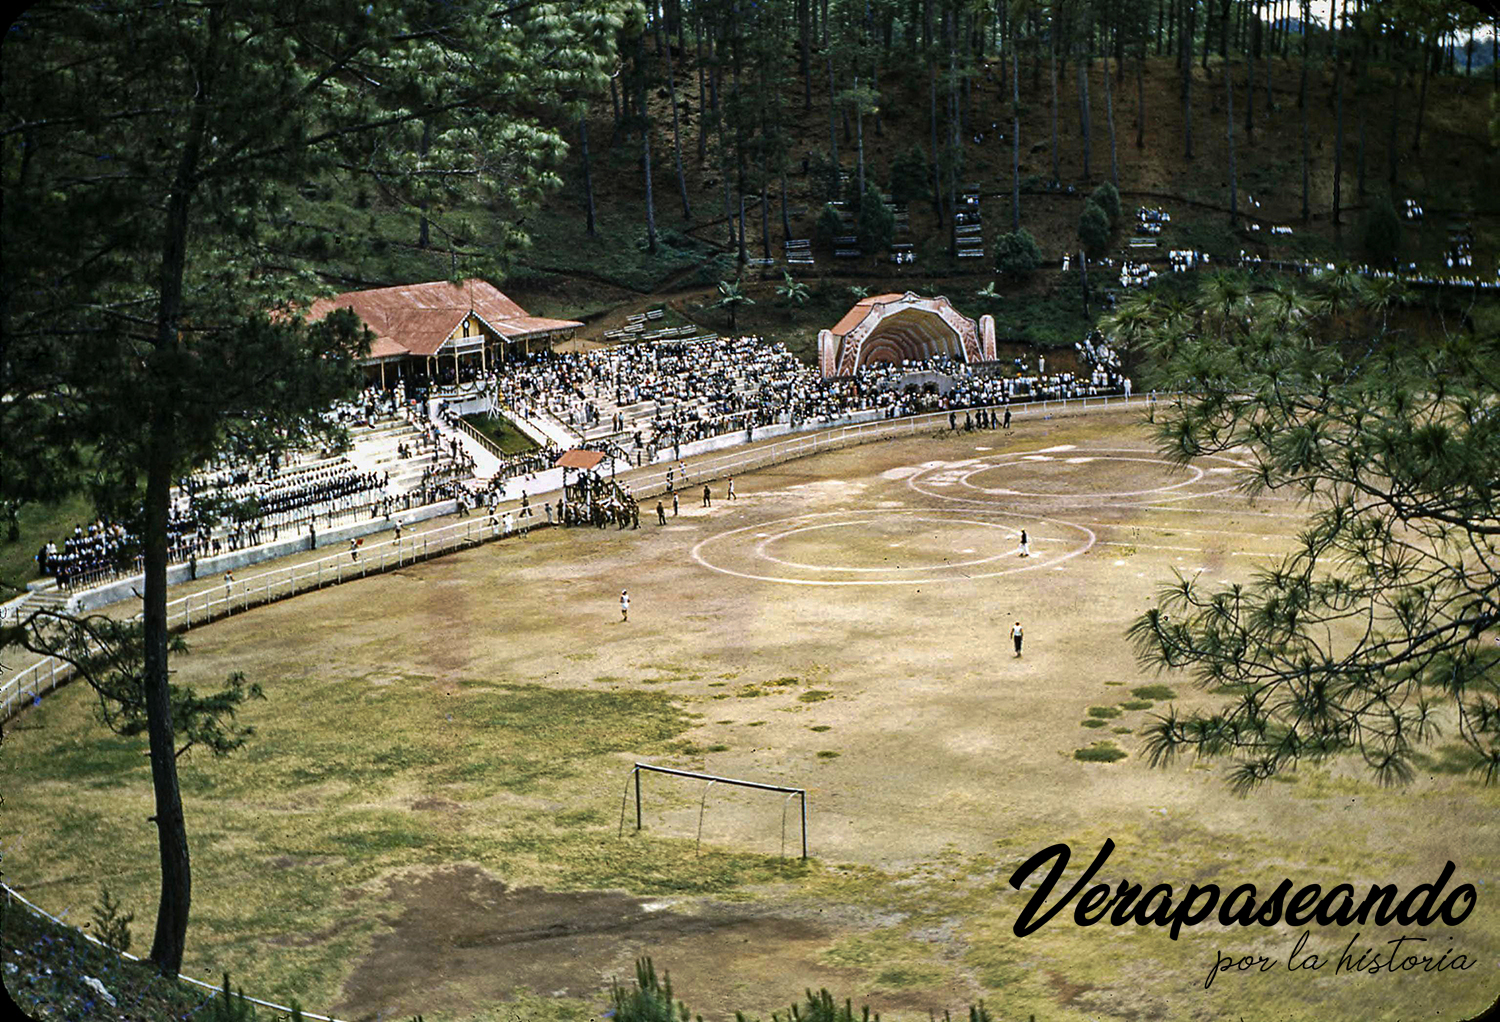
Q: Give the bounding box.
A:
[336,863,842,1021]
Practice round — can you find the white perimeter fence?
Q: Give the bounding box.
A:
[0,390,1163,726]
[0,389,1162,1020]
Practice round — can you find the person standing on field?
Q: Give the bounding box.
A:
[703,483,712,508]
[620,589,630,622]
[1018,529,1030,557]
[727,477,736,501]
[672,492,679,516]
[657,501,667,525]
[1012,621,1024,657]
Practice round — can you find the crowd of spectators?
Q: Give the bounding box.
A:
[35,521,135,591]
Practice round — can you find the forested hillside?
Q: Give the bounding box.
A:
[297,0,1500,351]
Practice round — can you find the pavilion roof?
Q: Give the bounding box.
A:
[553,449,607,470]
[306,279,581,359]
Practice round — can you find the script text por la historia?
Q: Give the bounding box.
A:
[1202,931,1476,989]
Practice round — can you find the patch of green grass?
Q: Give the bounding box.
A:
[1131,685,1178,701]
[746,720,765,727]
[1410,743,1489,776]
[1073,742,1127,763]
[817,750,841,759]
[810,724,832,732]
[1111,727,1133,734]
[767,676,801,687]
[874,963,945,988]
[707,744,730,753]
[736,684,765,698]
[1118,700,1154,711]
[1080,719,1108,729]
[1086,705,1122,719]
[798,689,833,703]
[460,412,539,455]
[0,490,97,596]
[1104,681,1126,686]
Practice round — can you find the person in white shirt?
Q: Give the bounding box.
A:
[620,589,630,623]
[1012,621,1024,657]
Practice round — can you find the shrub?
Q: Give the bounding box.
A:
[611,958,687,1022]
[1091,181,1122,227]
[90,885,133,954]
[207,973,257,1022]
[1361,195,1401,267]
[1078,199,1112,258]
[808,150,843,203]
[1131,684,1178,700]
[888,144,932,204]
[1087,705,1122,718]
[1074,742,1128,763]
[816,203,844,249]
[994,228,1042,279]
[856,185,895,252]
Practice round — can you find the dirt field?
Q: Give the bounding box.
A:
[4,411,1498,1022]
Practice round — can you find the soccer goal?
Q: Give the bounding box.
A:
[618,762,808,860]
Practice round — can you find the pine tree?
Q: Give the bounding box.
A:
[0,0,628,976]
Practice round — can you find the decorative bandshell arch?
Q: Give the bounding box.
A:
[818,292,997,379]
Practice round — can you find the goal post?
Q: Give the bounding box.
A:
[619,762,808,860]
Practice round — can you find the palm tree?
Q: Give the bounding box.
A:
[975,280,1003,302]
[777,271,811,307]
[716,279,755,333]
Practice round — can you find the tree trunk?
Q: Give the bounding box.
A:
[738,192,748,264]
[1013,46,1022,230]
[1226,59,1237,224]
[781,166,792,240]
[1331,3,1343,227]
[144,421,190,978]
[1079,251,1090,314]
[664,41,691,221]
[1182,1,1194,160]
[1246,21,1256,140]
[801,0,813,110]
[1412,38,1430,152]
[1050,26,1060,183]
[1136,45,1146,148]
[948,11,960,246]
[1387,57,1402,186]
[1300,31,1310,221]
[417,120,431,249]
[1104,54,1118,187]
[930,62,943,221]
[579,117,597,237]
[1078,50,1093,181]
[145,164,199,977]
[827,55,840,185]
[761,178,771,259]
[1264,6,1275,112]
[639,54,658,253]
[696,30,708,165]
[855,74,866,199]
[643,124,658,252]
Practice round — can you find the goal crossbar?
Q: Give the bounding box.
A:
[621,762,808,859]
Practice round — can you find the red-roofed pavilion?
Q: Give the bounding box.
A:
[306,279,582,386]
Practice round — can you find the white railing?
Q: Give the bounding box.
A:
[0,390,1160,725]
[0,512,540,724]
[1,883,351,1022]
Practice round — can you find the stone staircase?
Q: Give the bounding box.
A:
[345,416,469,495]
